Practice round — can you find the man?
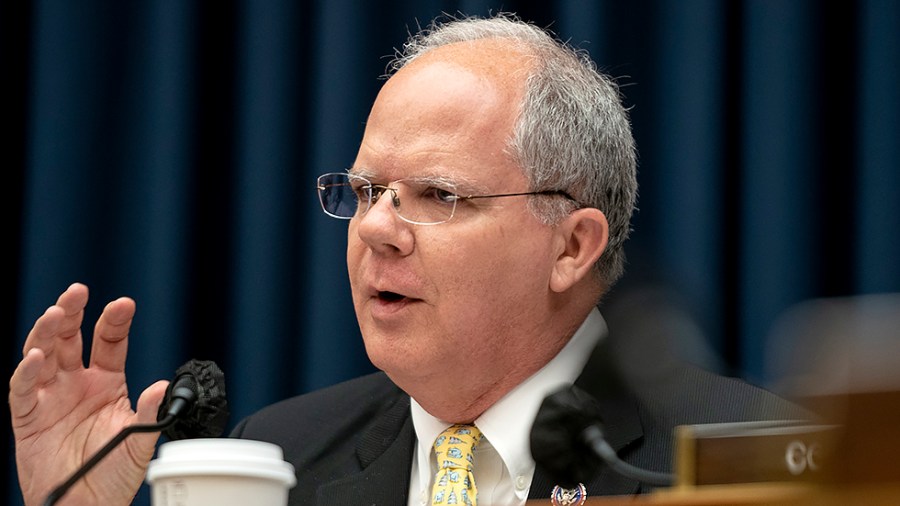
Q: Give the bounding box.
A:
[10,13,803,506]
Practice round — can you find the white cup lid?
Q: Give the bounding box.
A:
[146,438,297,487]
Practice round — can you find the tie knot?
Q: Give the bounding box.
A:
[432,424,483,505]
[434,424,482,471]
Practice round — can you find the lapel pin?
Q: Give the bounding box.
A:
[550,483,587,506]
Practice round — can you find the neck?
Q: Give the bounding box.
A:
[401,312,590,423]
[393,287,598,422]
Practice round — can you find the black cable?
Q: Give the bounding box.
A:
[581,425,674,486]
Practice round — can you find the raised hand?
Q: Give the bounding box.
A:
[9,283,168,506]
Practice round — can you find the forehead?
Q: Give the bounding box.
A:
[354,39,532,187]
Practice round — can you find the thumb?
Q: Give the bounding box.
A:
[105,381,169,498]
[135,380,170,425]
[126,380,170,466]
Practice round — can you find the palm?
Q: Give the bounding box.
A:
[9,283,167,506]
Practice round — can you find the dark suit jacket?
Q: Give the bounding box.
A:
[230,337,807,505]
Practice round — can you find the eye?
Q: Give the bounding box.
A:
[422,186,459,204]
[349,183,370,199]
[347,176,377,198]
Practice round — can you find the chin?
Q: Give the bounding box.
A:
[364,337,433,378]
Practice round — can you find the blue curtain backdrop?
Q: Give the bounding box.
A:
[3,1,898,504]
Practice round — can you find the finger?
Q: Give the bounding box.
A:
[21,283,90,374]
[22,305,58,355]
[8,348,46,422]
[52,283,91,371]
[88,296,136,372]
[22,306,69,385]
[55,281,90,310]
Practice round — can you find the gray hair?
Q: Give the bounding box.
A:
[388,13,638,290]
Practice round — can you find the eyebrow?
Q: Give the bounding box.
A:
[405,175,468,193]
[347,169,484,195]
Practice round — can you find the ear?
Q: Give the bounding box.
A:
[550,208,609,293]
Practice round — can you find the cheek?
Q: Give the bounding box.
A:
[346,231,359,267]
[430,225,552,307]
[346,228,367,297]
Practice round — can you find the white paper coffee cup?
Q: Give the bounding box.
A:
[146,438,297,506]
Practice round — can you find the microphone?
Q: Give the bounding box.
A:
[530,385,673,489]
[43,359,229,506]
[157,359,230,440]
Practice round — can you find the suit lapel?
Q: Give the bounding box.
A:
[316,395,415,506]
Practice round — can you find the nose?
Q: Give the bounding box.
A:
[354,187,414,256]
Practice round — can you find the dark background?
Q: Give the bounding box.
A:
[3,1,898,504]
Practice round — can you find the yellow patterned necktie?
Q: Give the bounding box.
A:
[431,424,483,505]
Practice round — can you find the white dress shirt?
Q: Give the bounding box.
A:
[406,308,607,506]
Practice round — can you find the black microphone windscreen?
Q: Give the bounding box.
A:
[530,385,605,488]
[157,359,230,440]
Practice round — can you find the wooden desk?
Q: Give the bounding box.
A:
[528,482,900,505]
[526,483,806,505]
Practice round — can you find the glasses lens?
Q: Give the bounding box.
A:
[316,174,459,225]
[317,173,359,219]
[393,181,457,225]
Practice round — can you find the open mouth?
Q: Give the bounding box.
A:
[377,291,407,302]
